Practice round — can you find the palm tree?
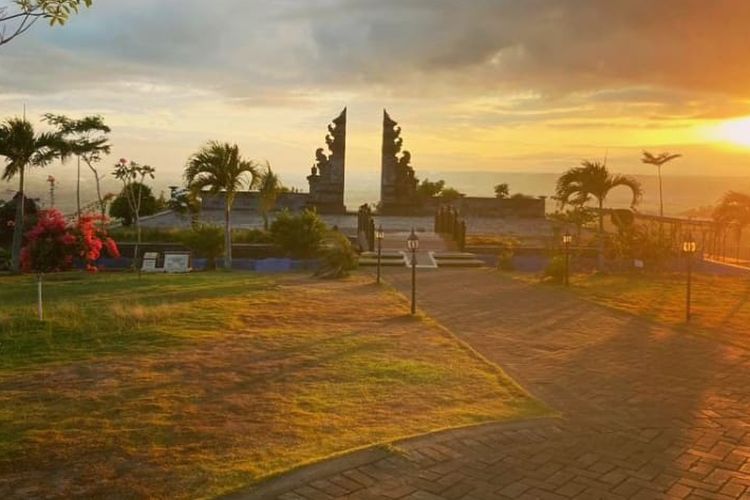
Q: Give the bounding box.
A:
[556,161,643,270]
[185,142,258,269]
[0,117,66,272]
[713,191,750,262]
[257,162,283,230]
[641,151,681,217]
[44,114,111,221]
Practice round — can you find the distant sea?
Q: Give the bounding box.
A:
[337,171,750,218]
[11,171,750,219]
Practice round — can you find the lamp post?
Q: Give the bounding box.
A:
[562,231,573,286]
[375,225,385,284]
[407,228,420,315]
[683,235,697,322]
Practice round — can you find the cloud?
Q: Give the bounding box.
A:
[1,0,748,102]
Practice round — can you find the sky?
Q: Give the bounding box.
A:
[1,0,750,208]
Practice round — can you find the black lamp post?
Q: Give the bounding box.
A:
[683,234,697,322]
[407,228,420,315]
[562,231,573,287]
[375,225,385,284]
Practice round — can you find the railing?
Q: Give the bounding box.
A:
[434,206,466,251]
[357,204,375,251]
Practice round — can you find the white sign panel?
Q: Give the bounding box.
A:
[164,252,190,273]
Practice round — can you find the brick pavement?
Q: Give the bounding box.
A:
[231,269,750,499]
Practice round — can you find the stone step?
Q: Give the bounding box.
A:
[433,252,480,260]
[359,258,408,267]
[432,259,484,268]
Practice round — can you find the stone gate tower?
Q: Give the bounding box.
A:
[307,108,347,214]
[380,109,418,214]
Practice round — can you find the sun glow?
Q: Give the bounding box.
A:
[712,116,750,148]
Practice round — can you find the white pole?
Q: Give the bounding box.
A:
[37,274,43,321]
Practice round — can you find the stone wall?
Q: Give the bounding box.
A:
[201,192,310,212]
[425,196,547,218]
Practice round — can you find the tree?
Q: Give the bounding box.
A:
[167,186,201,225]
[109,182,157,226]
[555,161,642,269]
[257,161,283,230]
[494,183,510,199]
[0,192,37,248]
[440,187,464,201]
[185,142,258,269]
[641,151,681,217]
[0,117,66,272]
[416,178,445,199]
[0,0,92,47]
[43,114,111,221]
[20,208,118,319]
[713,191,750,262]
[112,159,155,268]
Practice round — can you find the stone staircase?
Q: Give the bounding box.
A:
[358,230,484,269]
[359,250,484,269]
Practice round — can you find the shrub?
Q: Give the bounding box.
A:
[542,255,566,284]
[232,228,273,244]
[180,224,224,270]
[21,210,120,273]
[270,210,327,258]
[0,247,9,271]
[315,230,358,279]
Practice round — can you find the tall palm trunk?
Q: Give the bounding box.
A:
[10,167,25,272]
[76,155,81,219]
[224,196,232,269]
[597,198,605,271]
[93,169,105,229]
[657,165,664,218]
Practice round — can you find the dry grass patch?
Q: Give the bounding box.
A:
[570,272,750,348]
[0,272,541,498]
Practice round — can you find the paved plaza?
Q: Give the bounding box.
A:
[237,269,750,499]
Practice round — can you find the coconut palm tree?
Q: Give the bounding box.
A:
[257,162,283,230]
[556,160,643,269]
[713,191,750,262]
[0,117,66,272]
[44,114,111,221]
[185,142,258,268]
[641,151,681,217]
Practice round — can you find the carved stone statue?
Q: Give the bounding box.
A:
[380,110,419,213]
[307,108,347,213]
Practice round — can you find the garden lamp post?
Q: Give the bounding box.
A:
[683,235,697,322]
[562,231,573,287]
[375,225,385,284]
[407,228,420,315]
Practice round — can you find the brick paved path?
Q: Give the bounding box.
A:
[235,269,750,499]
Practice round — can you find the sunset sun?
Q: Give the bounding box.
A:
[713,116,750,148]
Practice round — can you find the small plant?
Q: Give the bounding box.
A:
[180,224,224,270]
[497,239,516,271]
[270,209,327,259]
[315,230,358,279]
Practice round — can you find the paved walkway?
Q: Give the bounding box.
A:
[236,269,750,499]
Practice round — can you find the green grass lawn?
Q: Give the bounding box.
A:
[568,272,750,348]
[0,272,543,498]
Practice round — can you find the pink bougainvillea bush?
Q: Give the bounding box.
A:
[21,209,120,273]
